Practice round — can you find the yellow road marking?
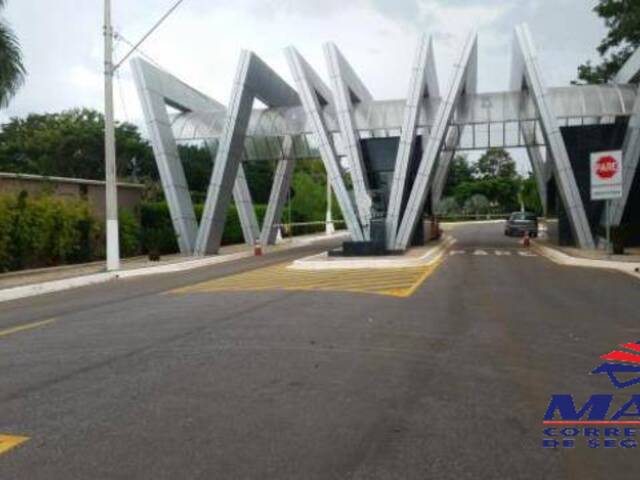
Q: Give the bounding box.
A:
[0,435,29,456]
[171,256,444,298]
[0,318,57,339]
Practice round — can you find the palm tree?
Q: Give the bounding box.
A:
[0,0,24,107]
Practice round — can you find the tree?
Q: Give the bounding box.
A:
[463,194,490,216]
[434,196,460,216]
[443,154,474,196]
[520,174,543,215]
[0,0,25,107]
[577,0,640,84]
[475,148,517,180]
[176,144,212,201]
[0,109,156,181]
[453,177,521,213]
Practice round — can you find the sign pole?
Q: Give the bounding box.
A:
[590,150,623,255]
[606,199,611,256]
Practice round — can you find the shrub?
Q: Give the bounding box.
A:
[0,192,98,272]
[463,194,491,215]
[435,197,460,216]
[140,201,269,254]
[118,208,141,257]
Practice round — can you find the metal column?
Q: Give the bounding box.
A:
[512,24,594,248]
[260,136,296,245]
[386,36,440,249]
[395,32,478,250]
[285,46,365,241]
[325,43,373,235]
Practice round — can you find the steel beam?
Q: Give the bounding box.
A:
[615,47,640,84]
[521,122,548,214]
[233,163,261,245]
[195,51,300,255]
[395,32,478,250]
[131,58,225,254]
[386,36,440,249]
[607,88,640,225]
[285,46,365,241]
[431,58,478,211]
[431,126,462,209]
[134,57,267,253]
[608,47,640,226]
[512,24,594,248]
[325,43,373,235]
[260,136,295,245]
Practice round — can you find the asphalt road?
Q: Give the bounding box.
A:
[1,222,640,479]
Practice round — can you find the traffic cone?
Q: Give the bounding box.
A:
[254,241,263,256]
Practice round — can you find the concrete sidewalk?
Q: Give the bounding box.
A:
[0,231,348,303]
[532,239,640,280]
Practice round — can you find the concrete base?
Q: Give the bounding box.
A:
[289,236,454,271]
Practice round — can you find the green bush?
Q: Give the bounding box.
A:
[0,196,14,271]
[118,208,141,257]
[0,192,98,272]
[140,201,268,255]
[140,201,178,254]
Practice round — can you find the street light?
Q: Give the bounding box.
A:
[103,0,184,271]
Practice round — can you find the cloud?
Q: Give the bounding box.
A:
[1,0,608,147]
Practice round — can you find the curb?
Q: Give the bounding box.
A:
[288,236,455,271]
[532,241,640,279]
[0,232,348,304]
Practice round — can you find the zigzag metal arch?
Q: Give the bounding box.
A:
[386,35,440,249]
[429,38,478,217]
[260,135,295,245]
[325,43,374,235]
[285,46,365,241]
[395,31,478,251]
[608,50,640,227]
[512,24,594,249]
[520,123,548,215]
[134,26,640,253]
[182,112,262,247]
[431,126,463,210]
[132,58,212,254]
[195,51,300,255]
[132,57,297,255]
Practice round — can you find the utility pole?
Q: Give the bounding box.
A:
[104,0,120,271]
[102,0,184,271]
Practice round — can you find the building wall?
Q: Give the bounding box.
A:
[0,175,144,219]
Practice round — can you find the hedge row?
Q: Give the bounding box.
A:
[140,202,268,255]
[0,192,100,272]
[0,192,276,272]
[0,191,324,273]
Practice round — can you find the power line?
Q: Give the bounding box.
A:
[113,0,186,71]
[113,31,165,70]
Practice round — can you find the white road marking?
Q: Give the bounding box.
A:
[446,248,538,258]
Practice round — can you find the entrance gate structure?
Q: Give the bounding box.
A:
[133,23,640,255]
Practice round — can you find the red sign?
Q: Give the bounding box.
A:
[595,155,619,180]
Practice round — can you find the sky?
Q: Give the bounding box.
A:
[1,0,608,170]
